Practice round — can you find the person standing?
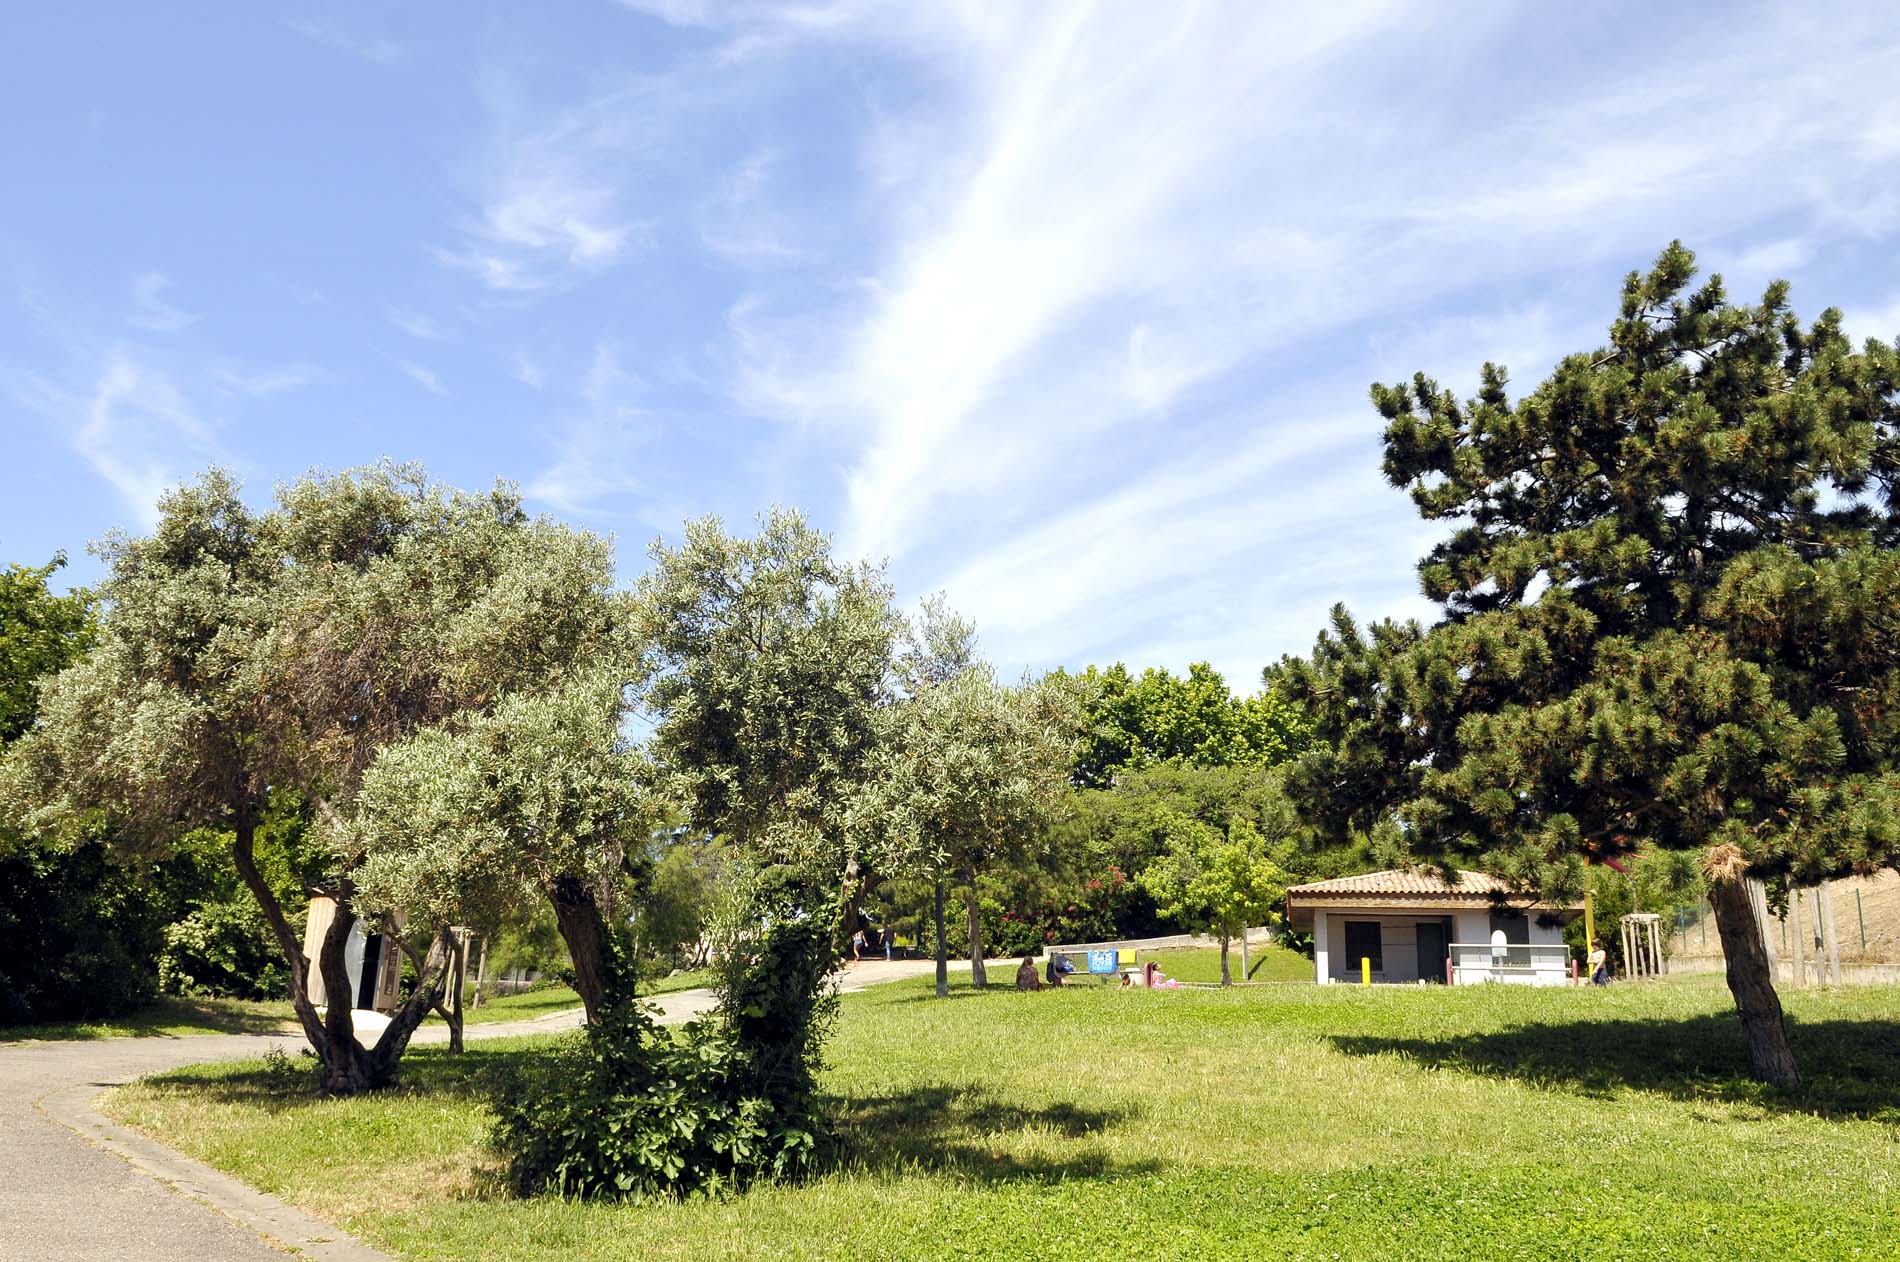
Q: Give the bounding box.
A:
[1588,939,1610,986]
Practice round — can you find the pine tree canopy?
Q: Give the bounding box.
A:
[1270,242,1900,894]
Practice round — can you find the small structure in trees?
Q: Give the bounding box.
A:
[1286,869,1582,985]
[1619,912,1666,980]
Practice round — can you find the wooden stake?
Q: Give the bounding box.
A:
[1789,888,1807,988]
[1820,882,1841,986]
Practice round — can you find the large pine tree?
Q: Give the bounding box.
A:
[1270,243,1899,1087]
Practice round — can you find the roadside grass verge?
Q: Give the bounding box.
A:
[105,975,1900,1261]
[0,994,294,1043]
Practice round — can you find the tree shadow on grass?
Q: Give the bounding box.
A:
[135,1042,547,1117]
[828,1083,1157,1184]
[1327,1013,1900,1120]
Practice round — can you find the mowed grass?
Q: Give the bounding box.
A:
[454,971,711,1024]
[0,993,295,1042]
[1136,943,1312,984]
[106,976,1900,1261]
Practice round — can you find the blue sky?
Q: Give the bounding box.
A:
[5,3,1899,687]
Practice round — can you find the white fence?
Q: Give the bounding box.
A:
[1449,942,1571,986]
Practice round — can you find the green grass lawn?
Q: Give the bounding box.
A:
[453,971,712,1025]
[0,993,295,1043]
[1133,943,1312,984]
[106,975,1900,1261]
[454,985,584,1025]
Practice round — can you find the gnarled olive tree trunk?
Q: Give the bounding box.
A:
[232,820,456,1094]
[548,873,615,1025]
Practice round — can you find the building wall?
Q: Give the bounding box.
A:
[1317,912,1455,984]
[1311,907,1572,985]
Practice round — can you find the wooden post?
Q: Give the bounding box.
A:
[1746,878,1776,981]
[1583,887,1595,960]
[1789,888,1807,988]
[1240,927,1251,983]
[471,934,488,1008]
[1819,882,1841,986]
[449,930,466,1034]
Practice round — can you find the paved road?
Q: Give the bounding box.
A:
[0,961,946,1262]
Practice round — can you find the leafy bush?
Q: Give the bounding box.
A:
[489,1002,824,1199]
[158,897,287,999]
[488,866,834,1201]
[0,840,164,1024]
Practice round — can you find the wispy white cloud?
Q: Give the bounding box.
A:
[424,2,1900,678]
[394,358,449,396]
[128,272,196,333]
[208,363,320,397]
[287,17,404,66]
[614,0,716,27]
[436,71,670,292]
[7,351,220,529]
[387,307,451,341]
[526,342,652,515]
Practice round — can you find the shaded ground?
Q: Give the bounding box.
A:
[1329,1008,1900,1119]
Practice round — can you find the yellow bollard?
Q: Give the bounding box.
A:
[1361,957,1371,987]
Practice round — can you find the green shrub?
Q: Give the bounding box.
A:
[0,841,163,1024]
[488,868,834,1201]
[158,898,286,999]
[488,1003,823,1200]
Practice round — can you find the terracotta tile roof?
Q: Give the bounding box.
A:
[1287,868,1522,898]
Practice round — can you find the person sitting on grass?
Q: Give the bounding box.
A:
[1141,961,1180,989]
[1015,956,1043,991]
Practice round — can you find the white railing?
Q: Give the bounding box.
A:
[1448,942,1571,985]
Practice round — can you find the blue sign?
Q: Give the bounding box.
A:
[1087,950,1118,974]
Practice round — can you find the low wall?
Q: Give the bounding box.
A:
[1046,927,1276,958]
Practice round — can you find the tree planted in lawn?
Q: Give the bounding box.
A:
[1269,243,1900,1087]
[851,652,1080,996]
[638,509,899,1103]
[1,465,623,1092]
[1138,814,1291,985]
[1063,661,1312,788]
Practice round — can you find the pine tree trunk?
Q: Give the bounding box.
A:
[964,867,987,988]
[1220,933,1232,986]
[548,873,613,1024]
[1709,875,1801,1089]
[933,879,949,998]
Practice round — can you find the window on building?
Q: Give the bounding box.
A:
[1489,911,1530,944]
[1343,921,1383,972]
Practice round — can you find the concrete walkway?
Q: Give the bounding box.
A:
[0,962,947,1262]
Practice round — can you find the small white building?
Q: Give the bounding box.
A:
[1286,869,1583,986]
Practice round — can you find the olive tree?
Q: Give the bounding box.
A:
[351,670,654,1026]
[637,509,898,1100]
[1,464,622,1093]
[851,663,1080,996]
